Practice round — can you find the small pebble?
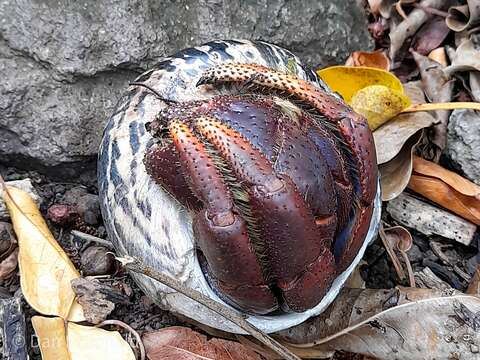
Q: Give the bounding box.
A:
[47,204,79,226]
[80,246,115,276]
[0,222,15,254]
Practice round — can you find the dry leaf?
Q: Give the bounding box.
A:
[428,47,448,67]
[379,225,415,286]
[276,288,480,359]
[378,131,423,201]
[445,38,480,75]
[389,0,450,60]
[31,316,70,360]
[412,156,480,197]
[67,322,136,360]
[412,16,451,56]
[446,1,480,32]
[1,186,84,321]
[0,247,19,280]
[470,71,480,102]
[373,81,436,165]
[143,326,263,360]
[316,66,404,103]
[412,50,454,156]
[408,174,480,225]
[351,85,411,130]
[345,50,390,70]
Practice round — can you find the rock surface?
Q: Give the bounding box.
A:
[0,0,372,169]
[445,109,480,185]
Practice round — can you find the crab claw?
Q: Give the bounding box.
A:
[168,119,278,314]
[195,116,337,311]
[197,63,378,266]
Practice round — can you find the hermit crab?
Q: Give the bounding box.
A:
[98,40,381,333]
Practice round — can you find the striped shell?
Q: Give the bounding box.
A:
[98,40,381,333]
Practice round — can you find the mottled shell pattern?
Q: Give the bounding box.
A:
[98,40,381,333]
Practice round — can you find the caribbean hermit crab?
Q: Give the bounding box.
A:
[99,40,381,333]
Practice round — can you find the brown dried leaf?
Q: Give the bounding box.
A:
[412,50,454,156]
[408,174,480,225]
[412,17,451,55]
[345,50,390,70]
[143,326,263,360]
[389,0,450,60]
[446,1,480,32]
[379,131,422,201]
[276,288,480,359]
[0,247,18,280]
[412,156,480,197]
[445,38,480,75]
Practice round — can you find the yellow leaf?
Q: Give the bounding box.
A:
[67,322,136,360]
[1,186,84,321]
[351,85,411,130]
[317,66,404,103]
[31,316,70,360]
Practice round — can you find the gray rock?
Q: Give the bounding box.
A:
[445,109,480,185]
[0,0,372,168]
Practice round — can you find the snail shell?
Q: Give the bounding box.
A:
[98,40,381,333]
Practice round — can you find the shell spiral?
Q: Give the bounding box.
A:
[98,40,381,333]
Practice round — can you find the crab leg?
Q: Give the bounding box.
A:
[195,116,337,311]
[169,120,278,314]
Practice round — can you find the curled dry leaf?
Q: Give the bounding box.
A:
[445,38,480,75]
[389,0,450,60]
[408,156,480,225]
[378,130,423,201]
[317,65,403,103]
[351,84,411,130]
[408,175,480,225]
[381,225,415,287]
[345,50,390,70]
[276,288,480,360]
[412,156,480,197]
[412,50,454,156]
[143,326,263,360]
[1,186,84,321]
[446,1,480,32]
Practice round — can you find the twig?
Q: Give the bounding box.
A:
[97,319,146,360]
[70,230,114,249]
[117,256,301,360]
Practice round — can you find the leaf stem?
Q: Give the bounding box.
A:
[117,256,301,360]
[402,102,480,113]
